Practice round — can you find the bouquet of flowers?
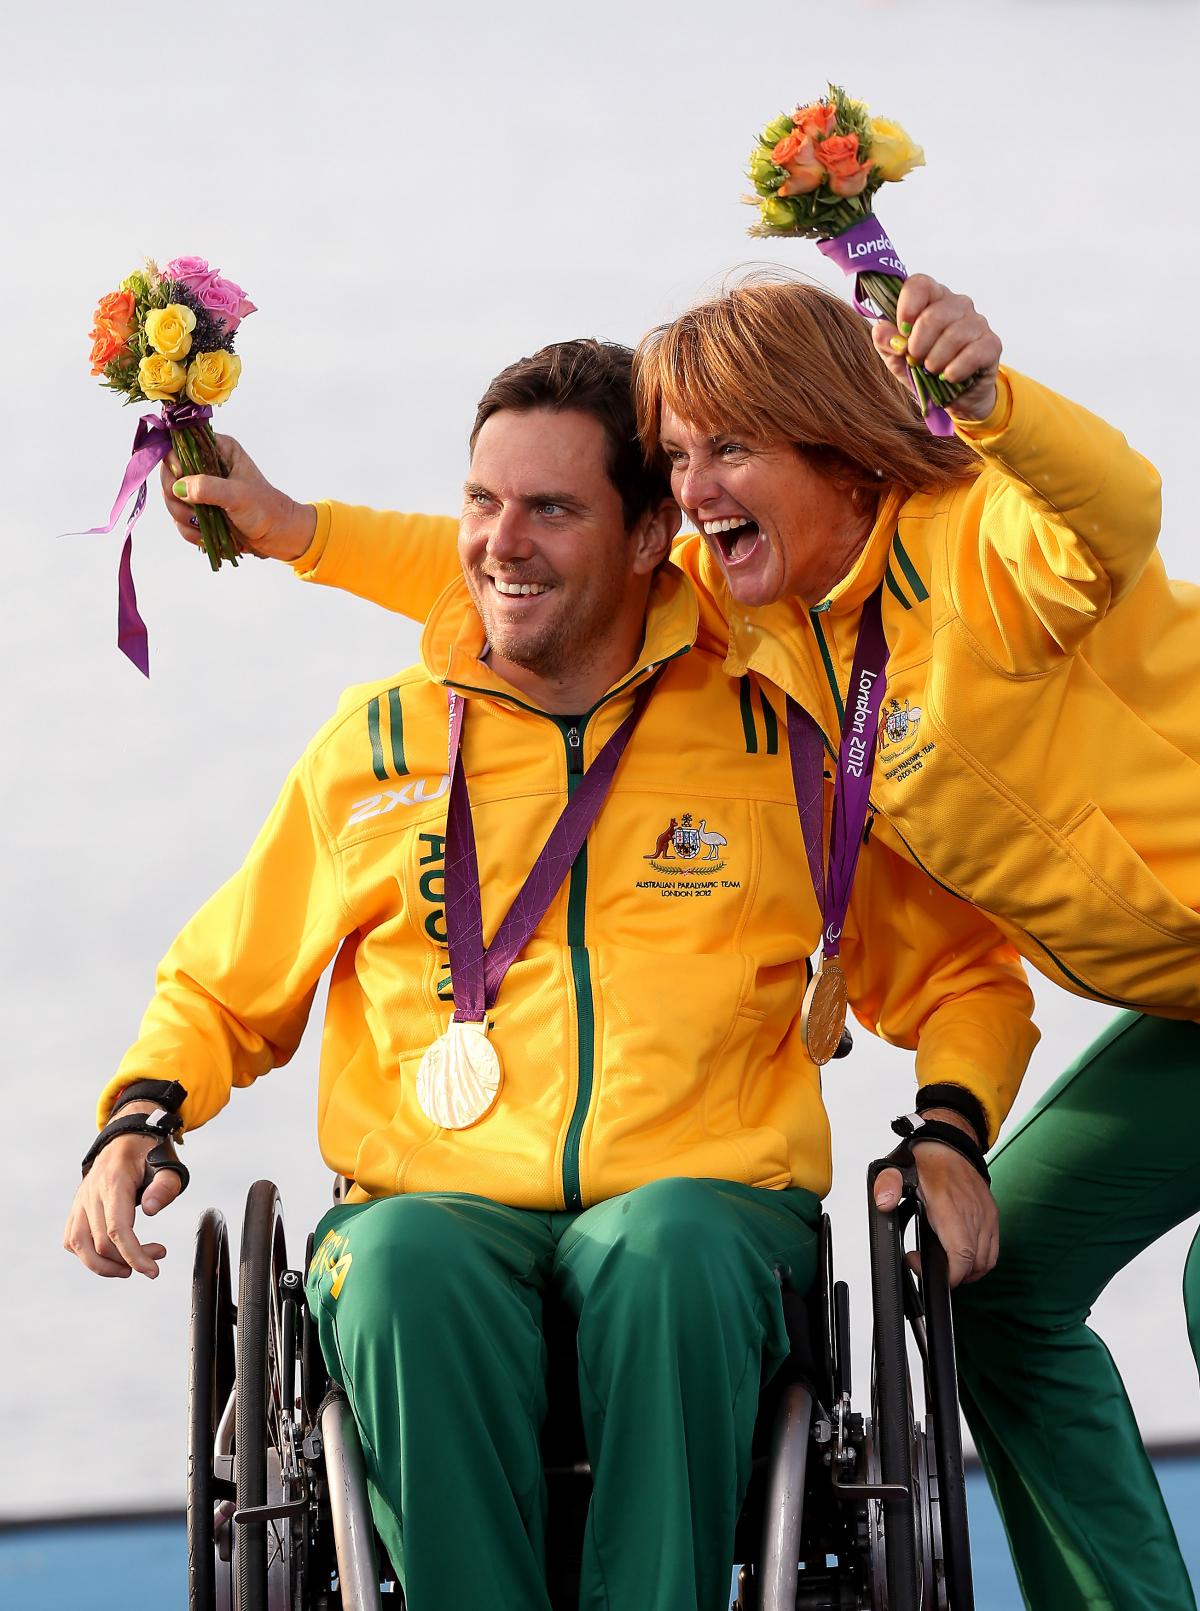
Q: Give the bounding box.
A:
[746,86,969,434]
[80,256,255,673]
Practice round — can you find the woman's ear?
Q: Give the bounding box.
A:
[632,498,682,574]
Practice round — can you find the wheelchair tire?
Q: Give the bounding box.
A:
[918,1218,974,1610]
[188,1207,235,1611]
[234,1180,290,1611]
[869,1196,920,1611]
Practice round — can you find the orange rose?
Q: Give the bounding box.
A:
[89,289,138,375]
[93,289,137,345]
[771,132,801,166]
[818,133,874,197]
[793,101,838,139]
[777,135,826,197]
[89,329,122,375]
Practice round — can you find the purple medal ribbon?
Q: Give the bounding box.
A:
[442,672,660,1023]
[817,215,954,438]
[69,401,214,676]
[785,585,889,958]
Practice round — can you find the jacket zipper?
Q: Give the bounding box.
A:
[444,648,691,1210]
[557,719,593,1210]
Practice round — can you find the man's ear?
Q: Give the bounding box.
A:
[631,498,682,575]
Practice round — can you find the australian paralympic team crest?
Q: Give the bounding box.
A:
[636,810,741,899]
[876,695,935,783]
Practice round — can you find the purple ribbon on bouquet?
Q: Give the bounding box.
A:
[818,214,954,438]
[71,401,214,676]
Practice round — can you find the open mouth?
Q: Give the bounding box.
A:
[703,517,762,566]
[488,576,553,600]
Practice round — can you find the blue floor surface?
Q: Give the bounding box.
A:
[3,1462,1199,1608]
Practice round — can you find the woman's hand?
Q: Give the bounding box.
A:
[160,434,318,562]
[872,275,1002,423]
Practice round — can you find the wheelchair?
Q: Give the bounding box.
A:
[187,1158,974,1611]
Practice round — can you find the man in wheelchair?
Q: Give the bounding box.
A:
[65,339,1034,1610]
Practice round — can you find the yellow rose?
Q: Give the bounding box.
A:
[185,349,243,407]
[868,117,925,183]
[144,303,197,361]
[138,353,188,401]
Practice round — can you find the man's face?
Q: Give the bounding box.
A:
[458,408,641,689]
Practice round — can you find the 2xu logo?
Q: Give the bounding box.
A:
[346,774,450,828]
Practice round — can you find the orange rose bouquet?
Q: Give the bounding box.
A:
[746,86,969,434]
[78,256,255,674]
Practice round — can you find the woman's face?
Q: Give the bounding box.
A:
[660,408,862,609]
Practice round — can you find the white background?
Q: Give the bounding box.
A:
[1,0,1196,1515]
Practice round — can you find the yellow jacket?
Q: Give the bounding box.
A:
[102,568,1035,1205]
[298,369,1195,1017]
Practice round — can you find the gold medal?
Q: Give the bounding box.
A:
[416,1019,502,1130]
[801,956,848,1066]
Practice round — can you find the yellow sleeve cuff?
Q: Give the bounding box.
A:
[292,501,333,579]
[952,368,1015,441]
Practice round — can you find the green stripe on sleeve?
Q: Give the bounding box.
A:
[387,687,408,777]
[738,675,758,754]
[891,533,929,602]
[366,697,388,782]
[757,684,780,755]
[883,561,912,610]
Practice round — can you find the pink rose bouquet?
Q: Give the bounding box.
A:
[77,255,256,674]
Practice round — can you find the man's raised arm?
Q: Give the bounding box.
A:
[164,438,461,623]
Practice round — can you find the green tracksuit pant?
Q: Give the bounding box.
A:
[954,1012,1200,1611]
[306,1175,820,1611]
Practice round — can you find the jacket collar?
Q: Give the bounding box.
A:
[420,564,699,712]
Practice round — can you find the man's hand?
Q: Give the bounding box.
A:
[63,1101,185,1280]
[872,1107,997,1288]
[160,435,317,562]
[871,275,1002,423]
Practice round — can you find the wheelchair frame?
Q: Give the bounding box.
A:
[187,1165,974,1610]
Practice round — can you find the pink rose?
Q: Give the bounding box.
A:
[163,255,214,289]
[163,257,256,333]
[199,273,256,333]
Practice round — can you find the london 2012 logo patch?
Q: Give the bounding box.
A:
[642,812,728,873]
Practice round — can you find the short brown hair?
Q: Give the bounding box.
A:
[471,339,670,530]
[634,272,978,499]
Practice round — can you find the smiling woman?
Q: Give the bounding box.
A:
[632,267,1200,1609]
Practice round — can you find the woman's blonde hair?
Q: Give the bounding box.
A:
[634,271,979,498]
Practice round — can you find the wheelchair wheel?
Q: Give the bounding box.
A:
[188,1208,235,1611]
[917,1217,974,1610]
[235,1180,302,1611]
[868,1194,920,1611]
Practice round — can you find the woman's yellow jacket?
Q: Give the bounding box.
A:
[102,568,1035,1206]
[297,368,1194,1018]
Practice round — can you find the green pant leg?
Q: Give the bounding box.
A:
[954,1012,1200,1611]
[553,1176,821,1611]
[1184,1224,1200,1382]
[305,1192,559,1611]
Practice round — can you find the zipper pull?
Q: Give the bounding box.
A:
[566,725,583,774]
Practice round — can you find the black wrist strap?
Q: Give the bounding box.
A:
[915,1083,988,1149]
[81,1108,191,1202]
[890,1113,991,1185]
[109,1079,188,1117]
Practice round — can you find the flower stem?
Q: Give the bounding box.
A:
[857,271,986,414]
[170,424,239,569]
